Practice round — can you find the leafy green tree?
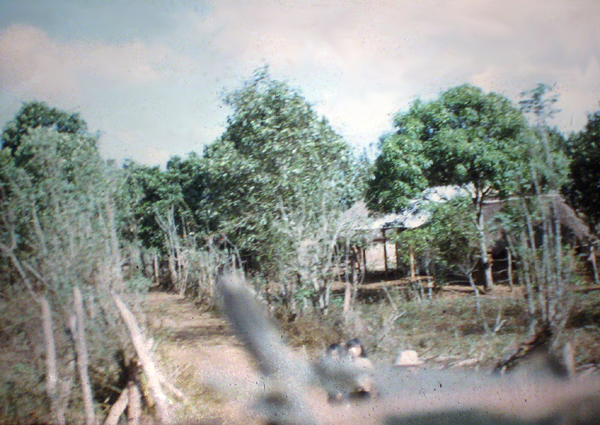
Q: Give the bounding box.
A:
[0,120,127,423]
[564,109,600,233]
[1,101,90,166]
[193,68,364,311]
[367,132,430,212]
[203,69,361,267]
[517,83,569,194]
[396,197,480,282]
[369,84,530,291]
[121,159,199,292]
[122,161,186,249]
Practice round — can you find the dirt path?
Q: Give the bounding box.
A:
[145,292,263,424]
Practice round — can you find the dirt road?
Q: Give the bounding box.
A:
[145,292,264,424]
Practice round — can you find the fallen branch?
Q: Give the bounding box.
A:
[127,381,142,425]
[103,387,129,425]
[158,373,187,402]
[112,294,172,424]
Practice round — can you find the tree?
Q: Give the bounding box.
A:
[517,83,569,194]
[200,68,364,310]
[366,132,430,212]
[497,84,578,342]
[122,161,186,249]
[397,197,480,283]
[0,104,176,424]
[1,101,90,165]
[0,123,128,423]
[120,159,200,292]
[396,197,493,330]
[205,70,360,257]
[369,84,529,291]
[564,109,600,233]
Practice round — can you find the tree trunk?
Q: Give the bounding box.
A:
[590,244,599,285]
[177,248,188,297]
[383,229,389,276]
[152,252,160,287]
[343,245,352,318]
[507,248,514,292]
[468,273,489,334]
[40,297,65,425]
[71,287,96,425]
[167,250,178,288]
[105,198,125,291]
[343,279,351,322]
[475,198,494,291]
[409,244,416,280]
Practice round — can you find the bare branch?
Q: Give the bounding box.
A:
[40,296,65,425]
[70,287,96,425]
[102,387,129,425]
[112,293,172,425]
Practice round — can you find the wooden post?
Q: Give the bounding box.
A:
[507,248,514,291]
[362,247,367,275]
[590,243,599,285]
[343,245,352,319]
[383,229,388,276]
[153,253,159,287]
[409,244,416,281]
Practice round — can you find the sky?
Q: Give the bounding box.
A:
[0,0,599,167]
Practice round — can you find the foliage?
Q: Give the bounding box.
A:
[0,109,129,424]
[369,84,530,290]
[204,68,360,234]
[497,84,579,340]
[0,127,115,295]
[564,110,600,232]
[1,101,90,166]
[201,69,364,288]
[515,84,569,195]
[122,160,187,250]
[366,132,430,212]
[369,84,529,207]
[395,196,480,283]
[165,153,215,234]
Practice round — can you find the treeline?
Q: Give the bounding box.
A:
[1,68,600,423]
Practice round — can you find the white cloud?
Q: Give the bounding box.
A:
[0,24,194,102]
[199,0,600,136]
[0,25,80,103]
[1,0,599,165]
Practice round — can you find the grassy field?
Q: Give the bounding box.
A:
[282,283,600,372]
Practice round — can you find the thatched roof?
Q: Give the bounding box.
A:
[360,185,594,250]
[484,194,594,253]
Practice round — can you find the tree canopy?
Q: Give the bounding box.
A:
[1,101,90,165]
[200,69,362,259]
[369,84,529,212]
[564,110,600,232]
[368,84,530,290]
